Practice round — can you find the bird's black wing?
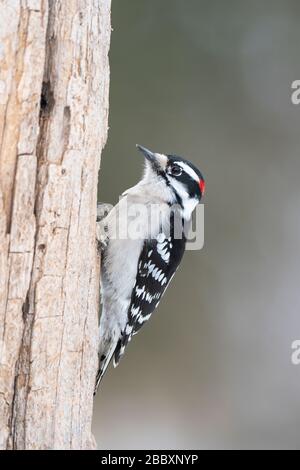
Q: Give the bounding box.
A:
[113,229,186,365]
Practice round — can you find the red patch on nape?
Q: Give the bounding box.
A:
[199,179,205,195]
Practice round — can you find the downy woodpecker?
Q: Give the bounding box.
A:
[95,145,205,393]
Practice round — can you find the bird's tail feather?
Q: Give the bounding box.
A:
[112,336,128,367]
[94,338,119,395]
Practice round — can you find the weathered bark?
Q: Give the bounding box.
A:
[0,0,111,449]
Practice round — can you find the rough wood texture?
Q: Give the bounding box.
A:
[0,0,111,449]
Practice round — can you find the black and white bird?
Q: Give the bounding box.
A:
[94,145,205,393]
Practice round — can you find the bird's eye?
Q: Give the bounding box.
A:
[170,165,182,176]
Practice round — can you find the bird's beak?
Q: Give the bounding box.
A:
[136,144,166,173]
[137,144,168,173]
[136,144,156,163]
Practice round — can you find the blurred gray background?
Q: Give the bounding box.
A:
[93,0,300,449]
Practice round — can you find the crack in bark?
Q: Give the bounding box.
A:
[40,81,55,116]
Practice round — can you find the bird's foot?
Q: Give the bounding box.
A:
[97,202,112,222]
[96,203,111,253]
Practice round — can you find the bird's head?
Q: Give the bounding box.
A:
[136,144,205,219]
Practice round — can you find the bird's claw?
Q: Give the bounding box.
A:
[97,203,112,222]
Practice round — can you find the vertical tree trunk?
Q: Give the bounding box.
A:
[0,0,111,450]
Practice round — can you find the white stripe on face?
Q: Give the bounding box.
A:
[181,197,198,219]
[176,161,199,183]
[167,176,199,219]
[170,179,189,200]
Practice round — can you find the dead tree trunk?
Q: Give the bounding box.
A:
[0,0,111,450]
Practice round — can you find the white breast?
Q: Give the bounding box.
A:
[100,193,172,334]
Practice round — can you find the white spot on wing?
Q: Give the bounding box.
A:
[125,324,133,335]
[157,233,166,243]
[157,233,170,264]
[135,285,145,298]
[131,306,140,317]
[138,313,152,324]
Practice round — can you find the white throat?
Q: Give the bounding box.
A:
[181,197,198,220]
